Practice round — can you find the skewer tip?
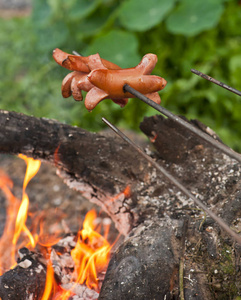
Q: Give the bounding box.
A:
[72,50,82,56]
[190,68,199,75]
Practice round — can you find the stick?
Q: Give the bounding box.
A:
[191,69,241,97]
[73,48,241,163]
[102,117,241,245]
[179,220,188,300]
[123,84,241,164]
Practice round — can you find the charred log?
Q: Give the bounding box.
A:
[0,110,241,299]
[100,219,213,300]
[139,114,222,164]
[99,220,180,300]
[0,110,152,235]
[0,248,46,300]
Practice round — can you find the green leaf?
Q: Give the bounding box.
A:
[118,0,176,32]
[35,20,68,52]
[84,30,140,68]
[74,7,112,38]
[75,16,106,38]
[32,0,52,26]
[68,0,100,20]
[230,64,241,90]
[166,0,225,36]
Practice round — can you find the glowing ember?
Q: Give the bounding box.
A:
[0,154,114,299]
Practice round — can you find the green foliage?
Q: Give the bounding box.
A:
[1,0,241,152]
[84,30,140,68]
[166,0,226,36]
[118,0,176,32]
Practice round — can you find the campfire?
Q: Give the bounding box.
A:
[0,154,116,299]
[0,51,241,299]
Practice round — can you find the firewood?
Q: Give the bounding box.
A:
[0,110,241,299]
[0,248,46,300]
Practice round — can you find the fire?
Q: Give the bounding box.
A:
[41,258,57,300]
[0,154,41,273]
[44,210,112,299]
[71,210,111,291]
[0,170,20,274]
[0,154,114,298]
[12,155,41,247]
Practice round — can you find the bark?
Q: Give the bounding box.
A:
[0,242,99,300]
[0,110,241,299]
[99,219,181,300]
[0,110,152,235]
[100,219,214,300]
[0,248,46,300]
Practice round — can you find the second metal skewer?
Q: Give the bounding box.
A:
[102,117,241,245]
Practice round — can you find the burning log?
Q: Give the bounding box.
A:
[0,154,116,299]
[0,241,100,300]
[0,248,46,300]
[0,109,241,298]
[0,109,153,236]
[0,199,113,300]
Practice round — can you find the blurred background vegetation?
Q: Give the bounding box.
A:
[1,0,241,151]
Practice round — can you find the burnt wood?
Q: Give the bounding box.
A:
[139,114,222,163]
[0,110,241,299]
[99,220,181,300]
[0,248,46,300]
[0,109,153,235]
[99,219,213,300]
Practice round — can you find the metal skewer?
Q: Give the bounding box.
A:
[70,50,241,243]
[72,49,241,163]
[102,117,241,245]
[191,69,241,97]
[72,50,82,56]
[123,84,241,164]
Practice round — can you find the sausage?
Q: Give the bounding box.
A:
[53,49,157,74]
[87,69,167,99]
[54,49,167,111]
[53,48,121,73]
[61,72,76,98]
[61,71,88,100]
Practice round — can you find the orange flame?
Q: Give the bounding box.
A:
[0,155,115,298]
[71,210,111,291]
[0,170,20,274]
[43,210,112,299]
[41,255,57,300]
[0,154,41,273]
[10,155,41,264]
